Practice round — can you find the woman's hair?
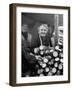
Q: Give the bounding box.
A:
[38,24,48,31]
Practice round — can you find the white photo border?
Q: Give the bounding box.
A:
[16,6,69,84]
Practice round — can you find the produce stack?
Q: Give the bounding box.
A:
[31,43,63,76]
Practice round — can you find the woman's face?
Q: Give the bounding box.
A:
[38,25,48,37]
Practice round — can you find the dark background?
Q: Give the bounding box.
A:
[21,13,63,36]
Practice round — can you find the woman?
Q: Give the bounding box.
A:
[22,24,54,77]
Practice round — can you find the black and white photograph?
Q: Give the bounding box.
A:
[9,4,70,86]
[21,13,63,77]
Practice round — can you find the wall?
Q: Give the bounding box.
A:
[0,0,72,90]
[22,13,63,26]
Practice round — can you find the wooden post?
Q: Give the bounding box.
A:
[54,14,59,46]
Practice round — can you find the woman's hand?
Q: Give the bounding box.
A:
[34,47,40,54]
